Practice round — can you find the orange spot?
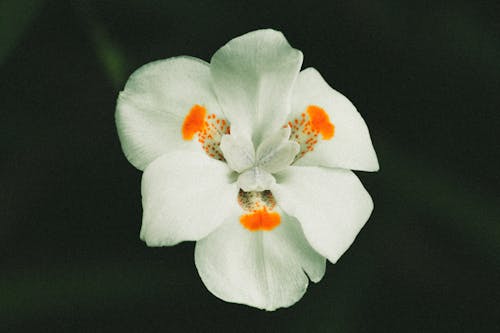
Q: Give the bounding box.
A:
[307,105,335,140]
[182,105,206,140]
[240,208,281,231]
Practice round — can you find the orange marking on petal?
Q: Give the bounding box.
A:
[240,208,281,231]
[285,105,336,161]
[182,105,206,140]
[307,105,335,140]
[181,105,231,161]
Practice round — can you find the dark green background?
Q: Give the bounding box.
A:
[1,0,499,331]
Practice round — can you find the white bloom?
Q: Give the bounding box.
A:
[116,29,379,310]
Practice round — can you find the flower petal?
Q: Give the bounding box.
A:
[272,166,373,263]
[140,151,239,246]
[291,68,379,171]
[256,127,300,173]
[116,56,221,170]
[210,29,303,146]
[195,211,325,310]
[237,167,275,192]
[219,134,255,173]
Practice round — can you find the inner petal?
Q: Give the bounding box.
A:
[255,127,299,173]
[287,105,335,160]
[182,104,230,161]
[237,167,275,192]
[237,190,281,231]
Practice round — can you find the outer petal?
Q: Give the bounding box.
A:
[140,151,239,246]
[291,68,379,171]
[116,56,222,170]
[195,210,325,311]
[271,166,373,263]
[210,29,303,146]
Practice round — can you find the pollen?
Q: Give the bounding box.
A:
[286,105,335,160]
[181,104,230,161]
[237,190,281,231]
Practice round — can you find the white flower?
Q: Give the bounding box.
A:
[115,29,379,311]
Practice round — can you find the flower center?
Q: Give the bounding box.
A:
[287,105,335,160]
[182,104,230,161]
[181,104,333,233]
[237,190,281,231]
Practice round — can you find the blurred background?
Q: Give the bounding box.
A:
[1,0,499,331]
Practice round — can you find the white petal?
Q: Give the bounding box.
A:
[116,56,221,170]
[272,166,373,263]
[210,29,303,146]
[256,127,300,173]
[219,134,255,173]
[291,68,379,171]
[237,167,275,192]
[140,151,239,246]
[195,211,325,310]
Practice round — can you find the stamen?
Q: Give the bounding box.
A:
[287,105,335,160]
[237,190,281,231]
[181,105,230,161]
